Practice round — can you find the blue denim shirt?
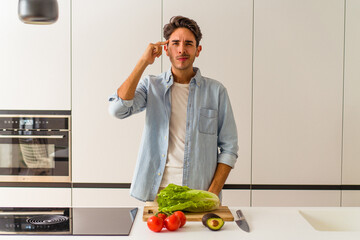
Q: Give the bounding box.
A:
[108,68,238,202]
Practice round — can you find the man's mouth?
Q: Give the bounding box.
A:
[177,56,189,61]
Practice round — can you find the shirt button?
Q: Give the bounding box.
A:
[158,173,161,176]
[164,136,167,140]
[162,154,165,158]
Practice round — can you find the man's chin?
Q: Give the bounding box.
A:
[171,63,193,71]
[173,66,191,72]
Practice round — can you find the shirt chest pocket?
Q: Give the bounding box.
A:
[198,108,218,135]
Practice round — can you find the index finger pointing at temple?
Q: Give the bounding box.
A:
[157,40,169,45]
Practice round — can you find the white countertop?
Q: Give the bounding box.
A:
[0,207,359,240]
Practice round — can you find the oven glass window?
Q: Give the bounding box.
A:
[0,143,55,175]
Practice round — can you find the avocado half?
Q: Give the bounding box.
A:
[202,213,224,231]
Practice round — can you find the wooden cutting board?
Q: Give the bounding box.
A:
[143,206,234,222]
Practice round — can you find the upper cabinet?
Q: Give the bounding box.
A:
[342,0,360,185]
[252,0,344,185]
[0,0,71,110]
[163,0,253,186]
[71,0,161,183]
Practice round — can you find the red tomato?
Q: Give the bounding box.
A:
[164,214,181,231]
[156,212,168,222]
[174,211,186,227]
[156,212,168,228]
[147,215,163,232]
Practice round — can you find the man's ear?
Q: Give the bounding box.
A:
[195,45,202,57]
[164,44,169,56]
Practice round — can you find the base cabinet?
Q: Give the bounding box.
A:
[342,191,360,207]
[0,188,71,207]
[252,190,341,207]
[222,190,250,207]
[1,188,357,207]
[72,188,142,207]
[71,189,251,207]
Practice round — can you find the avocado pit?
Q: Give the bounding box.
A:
[211,219,219,227]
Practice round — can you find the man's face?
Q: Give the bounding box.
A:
[164,27,202,72]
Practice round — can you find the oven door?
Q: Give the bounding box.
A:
[0,131,70,182]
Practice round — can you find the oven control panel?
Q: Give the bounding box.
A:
[0,116,69,130]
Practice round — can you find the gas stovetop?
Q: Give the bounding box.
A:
[0,207,138,236]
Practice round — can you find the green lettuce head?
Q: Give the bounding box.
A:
[156,184,220,213]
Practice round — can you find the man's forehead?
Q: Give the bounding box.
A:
[169,28,196,41]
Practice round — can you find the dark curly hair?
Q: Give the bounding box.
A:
[163,16,202,47]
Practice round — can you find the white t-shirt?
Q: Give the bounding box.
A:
[160,82,189,187]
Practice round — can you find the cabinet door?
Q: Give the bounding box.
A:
[72,188,141,207]
[252,190,340,207]
[342,0,360,185]
[222,190,250,207]
[342,191,360,207]
[0,0,70,110]
[252,0,344,185]
[163,0,253,188]
[0,188,71,207]
[72,0,161,183]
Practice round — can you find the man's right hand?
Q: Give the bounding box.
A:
[117,40,169,100]
[141,40,169,65]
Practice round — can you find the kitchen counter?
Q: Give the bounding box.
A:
[0,207,359,240]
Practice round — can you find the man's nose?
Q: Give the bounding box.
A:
[178,43,186,54]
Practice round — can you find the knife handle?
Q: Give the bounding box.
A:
[236,210,244,219]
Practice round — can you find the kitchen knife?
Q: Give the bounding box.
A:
[235,210,250,232]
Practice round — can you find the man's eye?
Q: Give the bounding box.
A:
[173,42,179,45]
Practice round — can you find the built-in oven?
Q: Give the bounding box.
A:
[0,111,70,183]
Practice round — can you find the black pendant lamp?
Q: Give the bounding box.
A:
[18,0,59,25]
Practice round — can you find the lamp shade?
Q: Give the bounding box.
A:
[18,0,58,24]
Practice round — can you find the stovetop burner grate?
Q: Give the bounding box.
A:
[26,215,69,225]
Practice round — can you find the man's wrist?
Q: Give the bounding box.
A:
[138,58,150,69]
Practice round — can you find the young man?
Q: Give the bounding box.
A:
[109,16,238,202]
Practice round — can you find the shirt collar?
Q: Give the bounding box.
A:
[165,67,203,87]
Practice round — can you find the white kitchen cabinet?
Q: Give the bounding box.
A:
[0,0,71,110]
[162,0,253,188]
[342,191,360,207]
[0,188,71,207]
[222,190,250,207]
[72,188,141,207]
[71,0,161,183]
[342,0,360,185]
[252,190,341,207]
[252,0,344,187]
[71,188,250,208]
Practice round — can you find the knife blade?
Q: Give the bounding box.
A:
[235,210,250,232]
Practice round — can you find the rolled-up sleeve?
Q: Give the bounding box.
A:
[217,88,239,168]
[108,77,148,119]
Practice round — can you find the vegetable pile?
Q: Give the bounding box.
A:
[156,184,220,213]
[147,211,186,232]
